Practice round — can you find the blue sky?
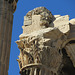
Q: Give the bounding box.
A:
[8,0,75,75]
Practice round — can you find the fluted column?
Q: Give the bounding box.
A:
[30,68,34,75]
[0,0,5,61]
[0,1,6,75]
[39,68,45,75]
[0,0,18,75]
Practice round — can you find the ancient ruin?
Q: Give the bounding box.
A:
[16,7,75,75]
[0,0,18,75]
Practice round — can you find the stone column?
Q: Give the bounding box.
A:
[39,68,45,75]
[30,68,34,75]
[0,0,18,75]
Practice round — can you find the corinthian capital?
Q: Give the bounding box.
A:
[5,0,18,13]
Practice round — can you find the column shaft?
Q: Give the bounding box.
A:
[0,1,13,75]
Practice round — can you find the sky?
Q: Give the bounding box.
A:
[8,0,75,75]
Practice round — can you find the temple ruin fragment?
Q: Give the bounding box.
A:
[16,7,75,75]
